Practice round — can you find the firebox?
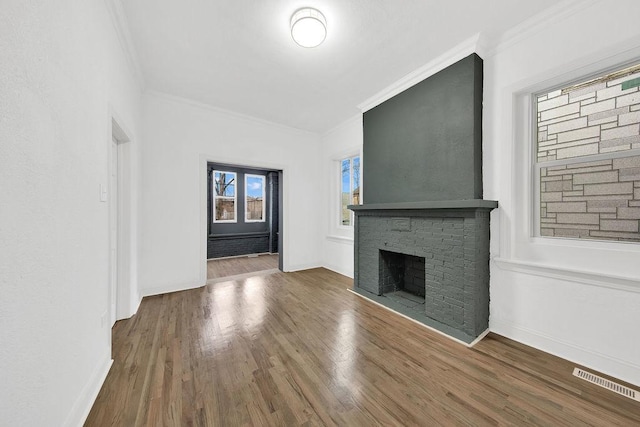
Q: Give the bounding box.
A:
[379,250,426,313]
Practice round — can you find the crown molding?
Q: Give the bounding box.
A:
[485,0,602,58]
[146,90,320,137]
[104,0,145,89]
[357,33,483,113]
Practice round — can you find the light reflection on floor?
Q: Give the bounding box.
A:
[241,276,266,333]
[205,276,268,353]
[331,310,358,398]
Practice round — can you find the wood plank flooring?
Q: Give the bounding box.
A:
[207,254,279,280]
[86,268,640,426]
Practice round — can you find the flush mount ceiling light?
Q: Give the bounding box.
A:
[290,8,327,48]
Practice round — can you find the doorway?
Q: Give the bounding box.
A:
[109,116,135,324]
[206,162,283,280]
[109,136,120,326]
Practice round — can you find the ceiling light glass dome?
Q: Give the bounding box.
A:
[290,8,327,48]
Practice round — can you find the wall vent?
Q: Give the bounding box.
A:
[573,368,639,402]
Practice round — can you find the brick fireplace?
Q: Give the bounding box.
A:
[350,54,497,344]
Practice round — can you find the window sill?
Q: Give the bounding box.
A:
[492,257,640,294]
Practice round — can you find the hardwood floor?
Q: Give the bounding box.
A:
[206,253,279,280]
[86,268,640,426]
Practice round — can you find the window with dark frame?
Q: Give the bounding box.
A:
[213,170,237,223]
[245,174,265,222]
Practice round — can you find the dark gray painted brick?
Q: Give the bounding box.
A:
[353,208,492,342]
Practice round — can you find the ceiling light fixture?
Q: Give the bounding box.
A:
[290,8,327,48]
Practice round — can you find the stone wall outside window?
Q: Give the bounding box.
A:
[537,65,640,242]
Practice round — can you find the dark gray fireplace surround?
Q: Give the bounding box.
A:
[350,201,496,343]
[350,54,497,344]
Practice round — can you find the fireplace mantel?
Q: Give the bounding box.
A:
[349,199,497,211]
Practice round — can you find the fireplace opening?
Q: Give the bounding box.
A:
[379,250,425,312]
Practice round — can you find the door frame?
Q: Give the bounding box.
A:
[109,113,137,325]
[199,154,286,284]
[109,135,120,326]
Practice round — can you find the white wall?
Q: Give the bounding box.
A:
[485,0,640,386]
[138,92,323,296]
[0,0,142,425]
[320,115,363,277]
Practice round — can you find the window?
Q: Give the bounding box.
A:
[245,174,265,222]
[341,155,360,226]
[213,171,237,222]
[535,62,640,242]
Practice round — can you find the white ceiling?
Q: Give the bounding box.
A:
[122,0,558,133]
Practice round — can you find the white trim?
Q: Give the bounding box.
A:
[212,170,238,223]
[244,174,266,223]
[325,235,354,244]
[321,114,362,139]
[108,110,139,321]
[284,262,322,272]
[485,0,601,58]
[357,33,483,112]
[146,90,317,137]
[141,280,204,298]
[347,289,487,348]
[493,258,640,293]
[338,155,360,227]
[498,38,640,262]
[490,319,640,387]
[322,263,354,279]
[63,356,113,427]
[103,0,145,88]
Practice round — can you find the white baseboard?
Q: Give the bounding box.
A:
[321,263,354,279]
[63,356,113,427]
[491,319,640,387]
[284,262,322,272]
[141,280,204,297]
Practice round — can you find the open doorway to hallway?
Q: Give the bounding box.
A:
[206,162,282,280]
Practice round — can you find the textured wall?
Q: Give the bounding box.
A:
[540,156,640,240]
[362,54,483,203]
[536,70,640,242]
[354,209,491,342]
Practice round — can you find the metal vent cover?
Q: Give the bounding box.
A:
[573,368,639,402]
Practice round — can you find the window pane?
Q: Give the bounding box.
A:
[215,199,235,221]
[213,170,237,223]
[535,62,640,243]
[352,156,360,205]
[214,171,236,197]
[246,175,265,222]
[539,156,640,242]
[537,64,640,163]
[341,159,351,226]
